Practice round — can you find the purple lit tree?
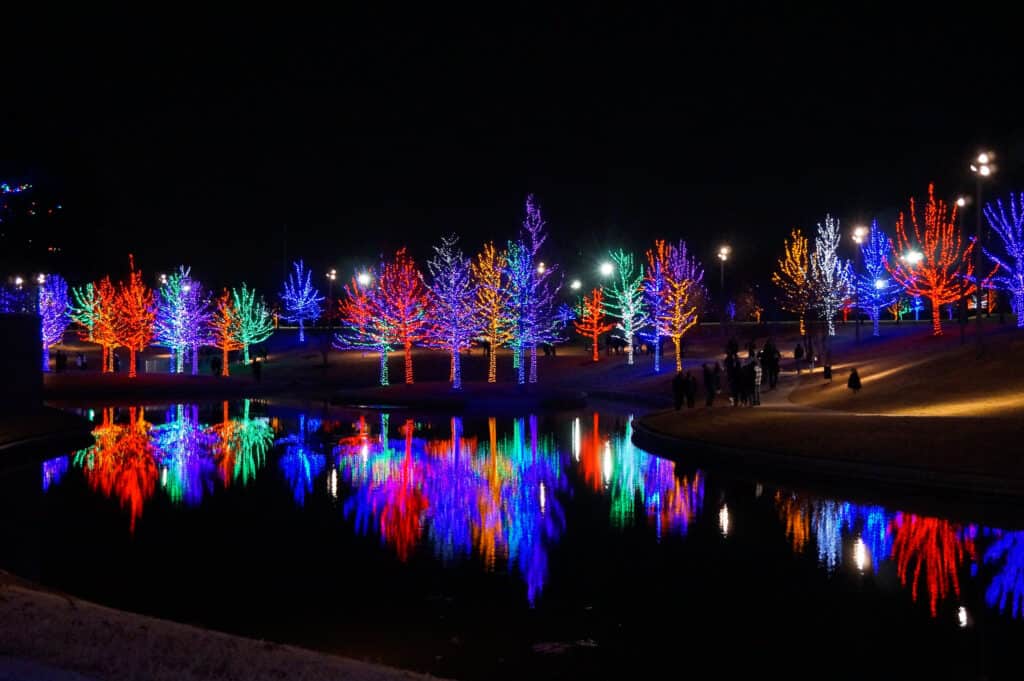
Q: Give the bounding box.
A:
[504,195,563,384]
[39,274,70,371]
[425,235,480,390]
[280,260,324,343]
[854,221,902,336]
[983,194,1024,327]
[154,267,213,374]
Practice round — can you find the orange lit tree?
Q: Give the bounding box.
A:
[378,248,430,384]
[71,276,120,372]
[574,287,614,361]
[772,228,813,335]
[210,289,243,376]
[662,242,702,372]
[471,241,513,382]
[888,184,980,336]
[112,256,156,378]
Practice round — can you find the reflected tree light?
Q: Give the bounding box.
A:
[890,513,977,616]
[279,444,326,507]
[984,531,1024,618]
[775,493,810,553]
[41,455,69,491]
[210,399,272,487]
[811,499,852,573]
[73,406,158,532]
[152,404,217,506]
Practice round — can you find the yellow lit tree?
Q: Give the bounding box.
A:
[772,228,813,335]
[471,242,513,382]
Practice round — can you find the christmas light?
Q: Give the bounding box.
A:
[209,290,243,376]
[425,235,480,389]
[890,513,976,616]
[471,242,513,383]
[810,215,854,336]
[232,283,274,363]
[154,267,212,374]
[280,260,324,343]
[336,267,395,386]
[604,249,648,365]
[574,287,614,361]
[38,273,70,372]
[888,184,980,336]
[985,531,1024,618]
[112,255,156,378]
[377,248,430,384]
[854,221,902,336]
[772,228,813,335]
[660,240,703,372]
[982,193,1024,327]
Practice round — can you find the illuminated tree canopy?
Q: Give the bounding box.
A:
[605,249,647,366]
[471,241,513,383]
[280,259,324,343]
[38,273,70,371]
[772,228,813,335]
[574,287,614,362]
[232,283,274,363]
[809,214,853,337]
[112,256,156,378]
[854,221,902,336]
[983,193,1024,327]
[425,235,480,390]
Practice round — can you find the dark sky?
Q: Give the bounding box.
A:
[3,6,1023,298]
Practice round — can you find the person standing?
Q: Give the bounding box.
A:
[848,367,862,393]
[793,343,804,374]
[753,360,763,406]
[703,363,715,407]
[672,371,686,411]
[685,371,697,408]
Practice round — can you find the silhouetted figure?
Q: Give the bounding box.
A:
[672,371,686,411]
[726,337,739,359]
[793,343,804,374]
[685,371,697,408]
[113,353,121,374]
[848,367,862,393]
[703,364,715,407]
[251,358,262,383]
[823,364,833,382]
[753,361,762,405]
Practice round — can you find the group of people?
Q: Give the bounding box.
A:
[51,350,90,373]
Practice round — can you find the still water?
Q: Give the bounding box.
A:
[3,399,1024,680]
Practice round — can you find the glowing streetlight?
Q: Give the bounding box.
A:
[356,271,372,287]
[902,250,923,266]
[182,283,192,293]
[874,278,887,290]
[599,261,614,277]
[570,279,582,291]
[852,225,868,244]
[956,196,967,208]
[971,152,996,355]
[537,261,546,274]
[159,273,168,285]
[14,276,23,287]
[326,268,337,282]
[37,273,46,285]
[718,245,731,262]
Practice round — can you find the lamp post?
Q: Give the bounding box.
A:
[599,261,614,278]
[718,245,730,335]
[970,152,994,356]
[956,196,969,344]
[852,226,868,343]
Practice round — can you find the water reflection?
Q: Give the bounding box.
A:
[40,402,1024,620]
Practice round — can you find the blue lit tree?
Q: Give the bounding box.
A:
[854,221,902,336]
[154,267,213,374]
[605,249,648,366]
[985,531,1024,618]
[425,235,480,390]
[983,194,1024,327]
[280,260,324,343]
[504,195,563,384]
[39,274,70,371]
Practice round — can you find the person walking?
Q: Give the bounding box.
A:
[848,367,862,393]
[672,371,686,411]
[793,343,804,374]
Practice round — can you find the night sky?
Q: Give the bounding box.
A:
[3,7,1023,298]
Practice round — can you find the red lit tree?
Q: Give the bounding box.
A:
[377,248,430,384]
[210,289,243,376]
[574,287,614,362]
[72,276,120,372]
[112,256,156,378]
[888,184,980,336]
[890,513,976,616]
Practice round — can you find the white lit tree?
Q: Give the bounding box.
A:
[810,214,854,336]
[605,248,647,365]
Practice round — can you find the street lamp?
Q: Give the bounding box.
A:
[356,271,372,287]
[903,250,923,266]
[717,246,730,333]
[852,226,868,244]
[537,261,546,275]
[14,276,23,288]
[159,273,168,285]
[599,261,614,278]
[971,152,995,355]
[852,226,868,341]
[37,273,46,285]
[570,279,582,291]
[956,195,969,342]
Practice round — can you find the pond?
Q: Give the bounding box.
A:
[2,399,1023,680]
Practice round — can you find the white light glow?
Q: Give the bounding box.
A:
[599,262,614,277]
[854,537,869,572]
[958,606,969,628]
[719,505,730,536]
[570,279,582,291]
[357,272,372,286]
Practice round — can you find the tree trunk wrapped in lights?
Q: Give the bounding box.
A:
[888,184,982,336]
[425,235,481,390]
[772,228,813,335]
[644,240,671,373]
[232,283,274,363]
[375,248,430,385]
[112,255,156,378]
[605,249,648,366]
[154,266,212,374]
[210,289,243,376]
[38,273,70,372]
[72,277,119,372]
[982,193,1024,327]
[657,240,703,372]
[472,242,513,383]
[809,215,854,337]
[574,287,614,361]
[279,259,325,343]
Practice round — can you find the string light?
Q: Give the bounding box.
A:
[154,267,212,374]
[854,221,902,336]
[210,289,243,376]
[471,242,512,383]
[604,249,648,365]
[574,287,614,361]
[112,255,156,378]
[810,214,854,336]
[279,260,325,343]
[38,274,70,372]
[982,193,1024,327]
[231,283,274,363]
[425,235,479,389]
[772,228,813,336]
